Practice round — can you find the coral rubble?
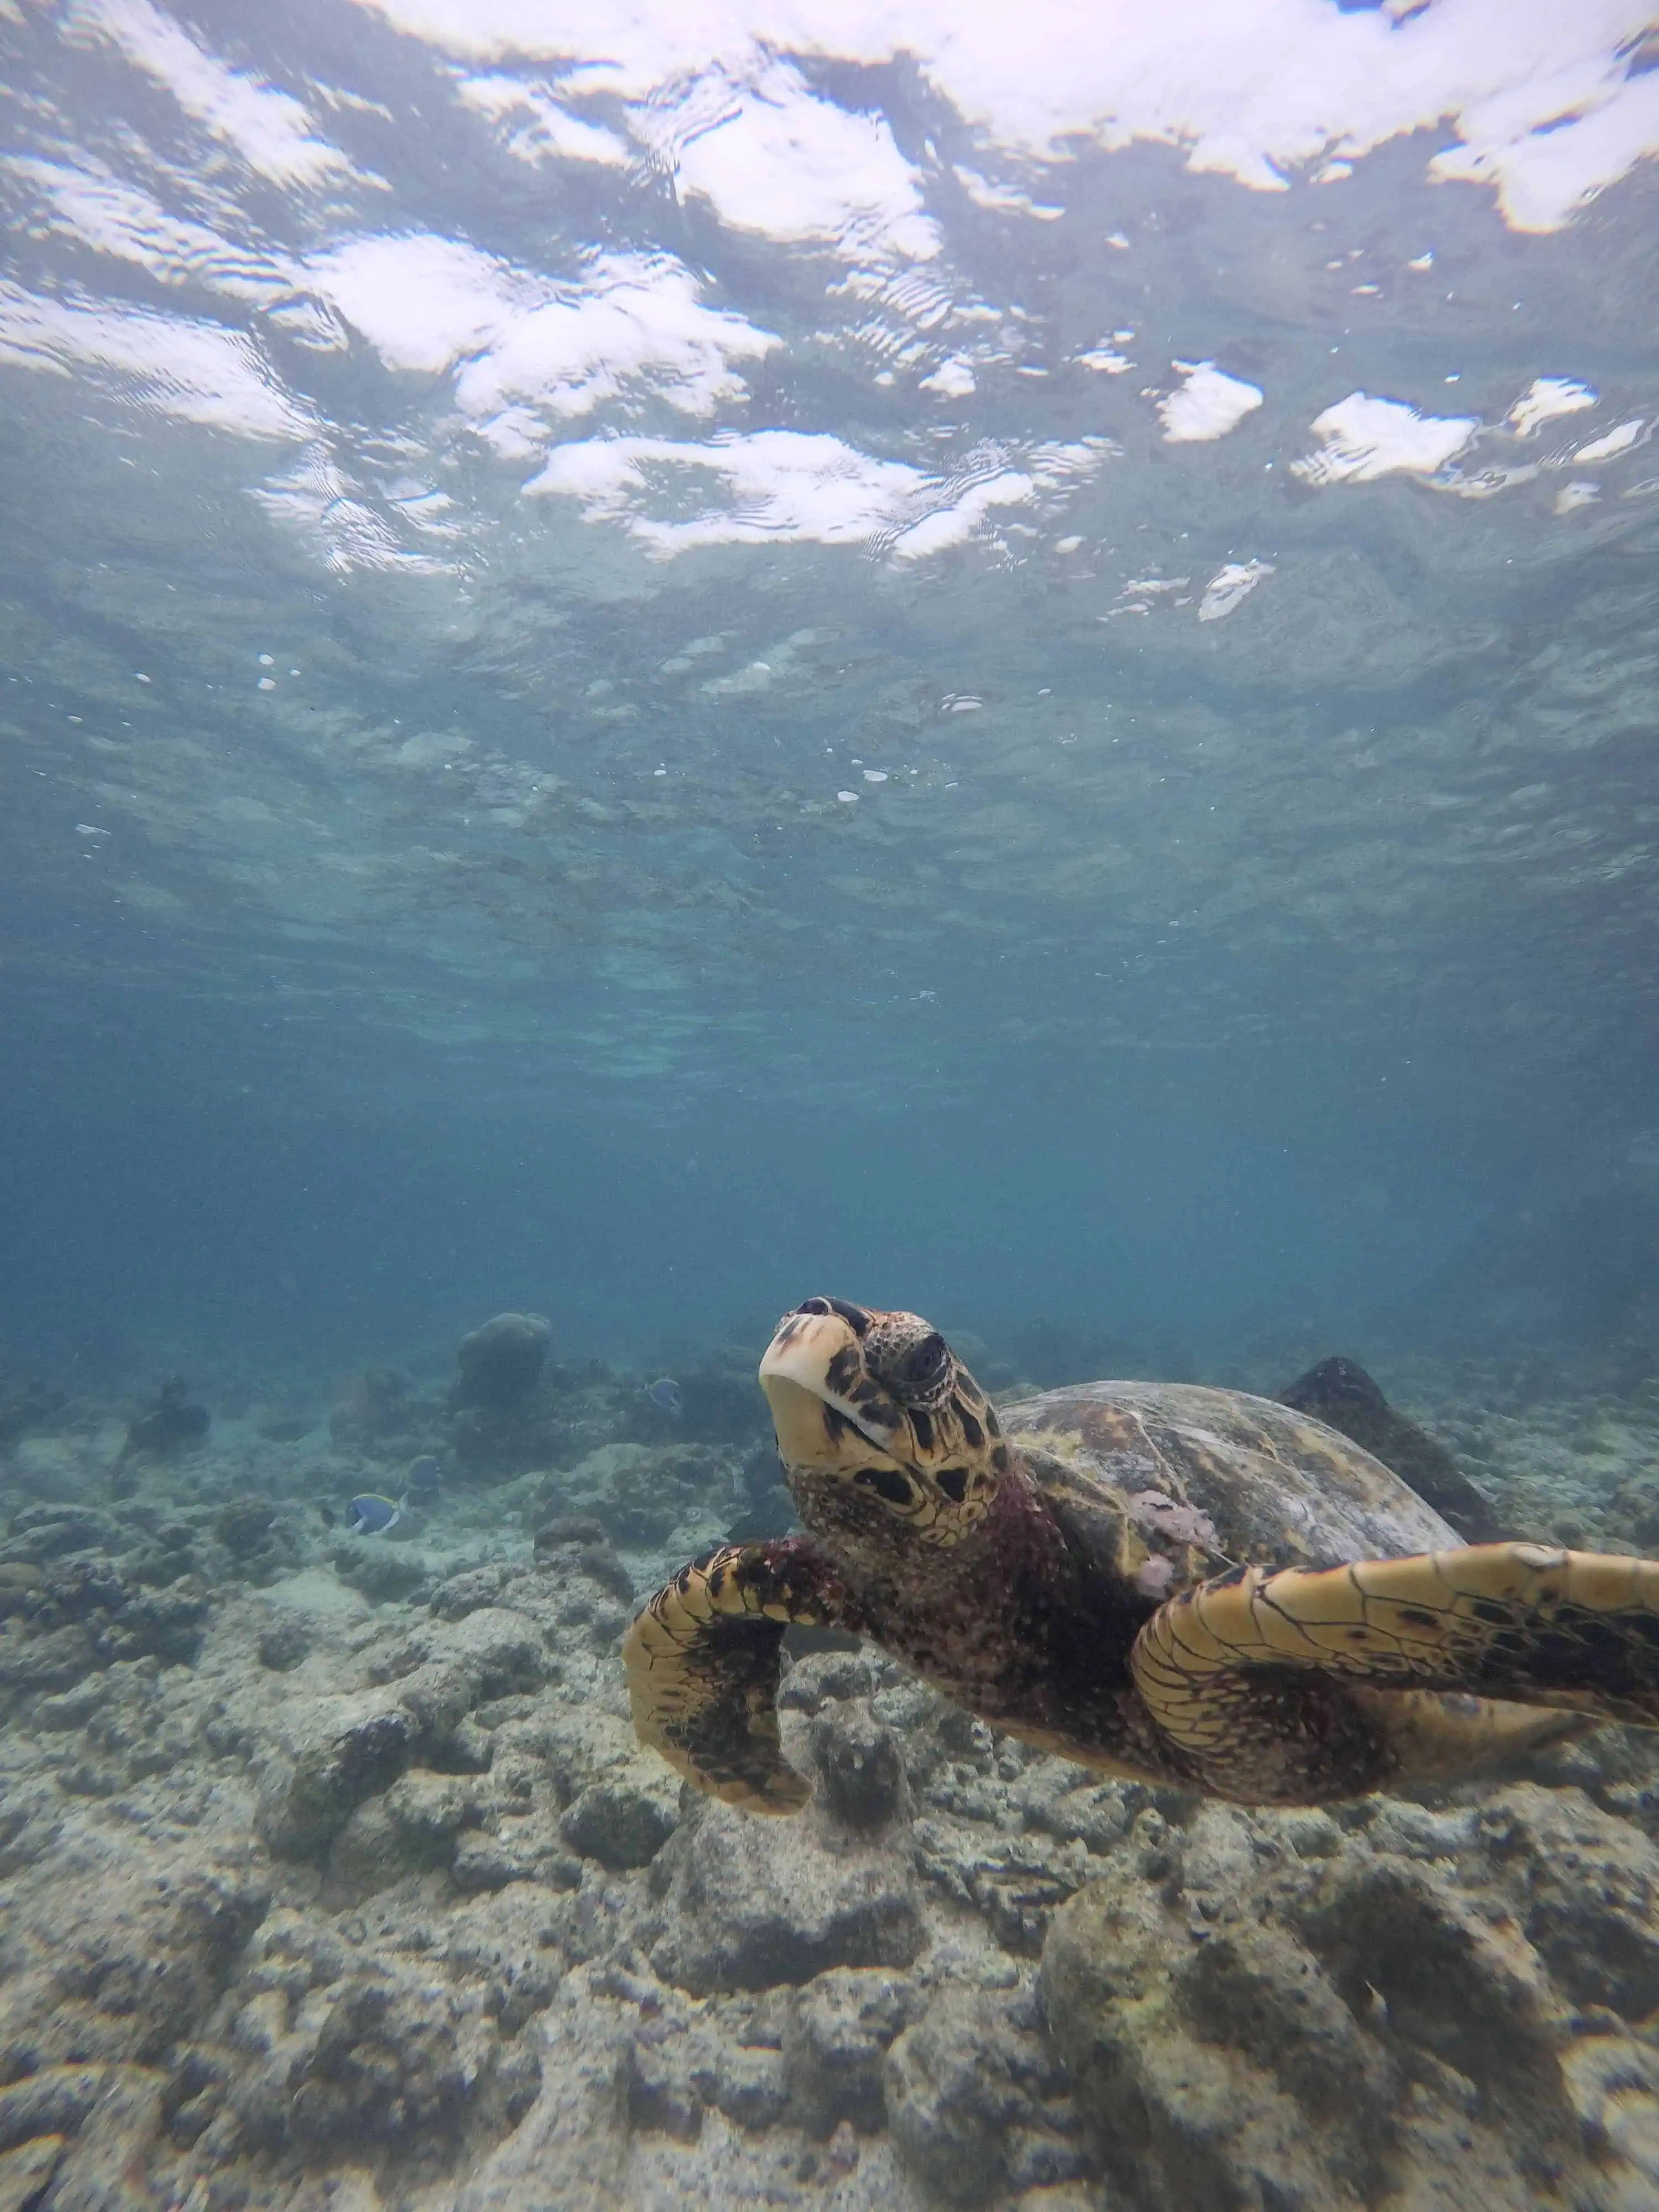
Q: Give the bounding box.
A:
[2,1337,1659,2211]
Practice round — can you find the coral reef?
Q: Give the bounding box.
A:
[451,1315,554,1414]
[2,1332,1659,2212]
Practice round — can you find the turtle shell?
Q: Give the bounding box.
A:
[1000,1380,1459,1605]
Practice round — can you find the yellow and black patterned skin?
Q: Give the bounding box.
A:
[624,1300,1659,1812]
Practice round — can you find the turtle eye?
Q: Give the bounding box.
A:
[876,1329,950,1407]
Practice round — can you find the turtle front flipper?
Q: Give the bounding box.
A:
[1131,1543,1659,1804]
[624,1538,856,1814]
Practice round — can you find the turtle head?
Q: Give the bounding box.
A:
[759,1299,1008,1553]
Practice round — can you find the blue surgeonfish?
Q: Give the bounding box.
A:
[404,1454,442,1494]
[645,1376,684,1416]
[348,1493,404,1535]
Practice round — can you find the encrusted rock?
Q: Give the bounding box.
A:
[782,1967,909,2136]
[256,1609,548,1861]
[331,1542,430,1605]
[648,1796,923,1994]
[810,1698,911,1830]
[0,2132,65,2211]
[256,1616,311,1672]
[560,1768,679,1870]
[0,1859,270,2079]
[429,1564,510,1621]
[883,1989,1039,2204]
[452,1314,552,1411]
[0,2065,163,2212]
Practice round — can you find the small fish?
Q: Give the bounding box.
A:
[348,1493,403,1536]
[404,1454,442,1494]
[317,1504,336,1529]
[645,1377,684,1417]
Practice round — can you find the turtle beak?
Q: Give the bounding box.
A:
[760,1304,906,1462]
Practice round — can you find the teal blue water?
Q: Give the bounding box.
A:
[3,1,1657,1365]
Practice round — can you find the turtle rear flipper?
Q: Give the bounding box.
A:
[1131,1543,1659,1803]
[624,1538,854,1814]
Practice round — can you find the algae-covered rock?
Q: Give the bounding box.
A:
[257,1608,550,1861]
[0,2066,163,2212]
[810,1697,911,1830]
[648,1795,923,1993]
[0,1858,270,2081]
[782,1966,909,2136]
[560,1766,679,1870]
[1037,1781,1659,2212]
[330,1542,431,1605]
[0,2132,65,2212]
[883,1989,1037,2204]
[1042,1872,1374,2212]
[451,1975,628,2212]
[452,1313,552,1411]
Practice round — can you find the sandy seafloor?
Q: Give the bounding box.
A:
[6,1325,1659,2212]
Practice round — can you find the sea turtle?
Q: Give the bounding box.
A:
[625,1299,1659,1812]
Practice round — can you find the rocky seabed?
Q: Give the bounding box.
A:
[5,1355,1659,2212]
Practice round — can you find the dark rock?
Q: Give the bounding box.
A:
[533,1523,633,1605]
[1470,1785,1659,2019]
[257,1618,312,1672]
[331,1543,430,1604]
[430,1565,510,1620]
[0,2131,65,2206]
[3,1506,119,1564]
[561,1776,679,1870]
[883,1990,1034,2204]
[215,1499,278,1560]
[0,1863,270,2080]
[0,1562,43,1620]
[533,1515,609,1551]
[810,1700,910,1829]
[779,1653,875,1712]
[0,1553,209,1685]
[257,1414,312,1442]
[1276,1356,1503,1543]
[451,1832,538,1892]
[649,1797,922,1994]
[260,1711,416,1861]
[782,1968,909,2135]
[0,2065,161,2212]
[1173,1921,1396,2135]
[0,1623,95,1692]
[285,1974,522,2146]
[258,1610,548,1861]
[452,1313,552,1411]
[93,1580,210,1665]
